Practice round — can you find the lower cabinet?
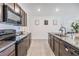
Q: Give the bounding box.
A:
[59,40,71,56]
[16,33,31,56]
[59,40,66,56]
[51,38,54,51]
[0,44,15,56]
[48,33,79,56]
[48,33,54,51]
[16,39,26,56]
[53,36,60,56]
[48,34,51,47]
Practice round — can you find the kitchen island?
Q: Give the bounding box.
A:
[48,33,79,56]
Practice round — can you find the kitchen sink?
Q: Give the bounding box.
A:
[55,33,67,37]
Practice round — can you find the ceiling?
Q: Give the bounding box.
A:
[19,3,79,16]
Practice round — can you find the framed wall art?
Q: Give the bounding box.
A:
[44,20,48,25]
[53,20,57,25]
[35,20,39,25]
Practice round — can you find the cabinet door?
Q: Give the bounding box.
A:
[14,3,21,14]
[6,3,14,10]
[0,3,3,22]
[60,41,71,56]
[17,40,23,56]
[22,40,27,56]
[21,9,25,26]
[17,35,31,56]
[29,34,31,46]
[48,34,51,46]
[18,40,27,56]
[24,13,27,26]
[26,36,30,50]
[50,35,54,51]
[60,40,66,56]
[22,35,31,56]
[54,37,60,56]
[48,34,53,48]
[23,38,28,55]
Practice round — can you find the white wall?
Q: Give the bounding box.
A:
[29,4,79,39]
[30,16,63,39]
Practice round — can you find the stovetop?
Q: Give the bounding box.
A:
[0,29,16,36]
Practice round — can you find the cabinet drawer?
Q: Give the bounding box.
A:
[0,44,15,56]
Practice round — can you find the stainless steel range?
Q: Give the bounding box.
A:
[0,29,16,41]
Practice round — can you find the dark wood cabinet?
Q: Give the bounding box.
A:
[48,33,54,52]
[20,9,25,26]
[16,39,25,56]
[20,9,27,26]
[6,3,21,15]
[48,33,79,56]
[48,34,51,47]
[0,3,3,22]
[16,33,31,56]
[0,44,15,56]
[48,33,50,46]
[59,40,71,56]
[24,13,27,26]
[0,3,27,26]
[59,40,65,56]
[6,3,15,11]
[14,3,21,14]
[54,36,60,56]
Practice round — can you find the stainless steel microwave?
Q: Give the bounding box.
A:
[3,4,21,26]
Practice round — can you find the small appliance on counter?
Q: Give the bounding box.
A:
[0,29,16,41]
[16,31,23,36]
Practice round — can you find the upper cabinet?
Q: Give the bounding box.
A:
[21,9,25,26]
[20,9,27,26]
[6,3,15,11]
[6,3,21,15]
[14,3,21,14]
[25,13,27,26]
[0,3,3,22]
[0,3,27,26]
[3,4,21,26]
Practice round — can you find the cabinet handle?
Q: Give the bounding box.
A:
[65,48,69,52]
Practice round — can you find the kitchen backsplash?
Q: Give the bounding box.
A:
[0,22,27,33]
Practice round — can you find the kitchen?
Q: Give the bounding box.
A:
[0,3,79,56]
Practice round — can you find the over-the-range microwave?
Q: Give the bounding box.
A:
[3,4,22,26]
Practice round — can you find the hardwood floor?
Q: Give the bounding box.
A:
[27,39,55,56]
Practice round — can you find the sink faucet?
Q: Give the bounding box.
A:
[59,24,66,35]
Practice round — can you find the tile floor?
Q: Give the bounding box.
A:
[27,39,55,56]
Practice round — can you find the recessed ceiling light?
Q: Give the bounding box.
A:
[56,8,60,12]
[37,8,40,12]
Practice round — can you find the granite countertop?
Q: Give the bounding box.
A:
[16,33,30,42]
[0,33,30,53]
[49,33,79,49]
